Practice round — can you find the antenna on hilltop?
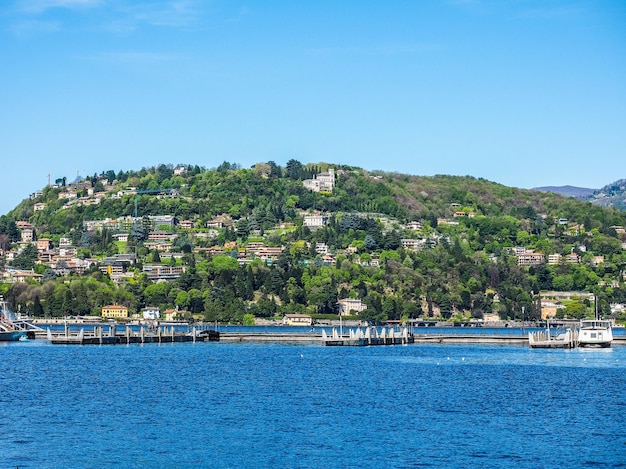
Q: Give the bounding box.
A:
[74,169,84,183]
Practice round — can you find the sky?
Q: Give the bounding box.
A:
[1,0,625,215]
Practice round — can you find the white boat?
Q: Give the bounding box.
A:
[0,297,41,341]
[578,319,613,348]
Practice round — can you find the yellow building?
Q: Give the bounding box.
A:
[283,314,313,326]
[101,305,129,319]
[540,300,561,320]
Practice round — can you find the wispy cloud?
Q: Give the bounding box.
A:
[447,0,588,20]
[119,0,203,29]
[7,0,207,37]
[518,4,587,20]
[90,50,179,64]
[16,0,102,14]
[224,6,251,23]
[309,43,441,57]
[10,18,60,37]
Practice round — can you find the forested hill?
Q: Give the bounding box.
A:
[10,162,623,231]
[1,161,625,324]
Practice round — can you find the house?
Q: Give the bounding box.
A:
[337,298,367,316]
[540,300,564,320]
[178,219,194,229]
[16,221,34,242]
[163,309,184,321]
[33,202,46,211]
[142,264,186,281]
[516,251,545,266]
[321,254,336,265]
[303,214,328,228]
[406,221,423,231]
[303,168,335,192]
[255,246,284,261]
[148,215,176,230]
[59,237,72,248]
[148,231,176,242]
[590,256,604,266]
[315,243,329,255]
[5,269,42,283]
[142,307,160,320]
[547,254,561,265]
[610,303,626,315]
[206,214,233,229]
[283,314,313,326]
[101,305,129,319]
[436,218,459,226]
[401,239,424,251]
[36,238,52,252]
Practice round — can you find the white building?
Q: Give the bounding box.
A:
[142,307,160,320]
[337,298,367,316]
[303,214,329,228]
[303,168,335,192]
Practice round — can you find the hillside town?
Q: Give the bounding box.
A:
[1,163,626,323]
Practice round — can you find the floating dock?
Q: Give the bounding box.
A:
[44,325,219,345]
[322,326,414,346]
[528,328,578,349]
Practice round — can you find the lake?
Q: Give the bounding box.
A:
[1,340,625,468]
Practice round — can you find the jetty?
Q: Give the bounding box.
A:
[322,326,414,346]
[43,325,219,345]
[528,328,578,349]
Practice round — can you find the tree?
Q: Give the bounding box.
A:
[130,221,148,241]
[364,235,377,250]
[285,159,304,180]
[12,244,38,270]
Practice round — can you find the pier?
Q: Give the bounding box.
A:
[42,325,219,345]
[28,323,626,346]
[322,326,414,346]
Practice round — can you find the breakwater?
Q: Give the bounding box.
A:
[33,323,626,346]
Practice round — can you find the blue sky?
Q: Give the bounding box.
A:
[1,0,625,215]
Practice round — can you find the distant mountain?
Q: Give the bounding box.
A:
[532,185,596,199]
[587,179,626,210]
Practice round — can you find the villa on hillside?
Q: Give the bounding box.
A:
[337,298,367,316]
[101,305,129,319]
[303,213,329,229]
[303,168,335,192]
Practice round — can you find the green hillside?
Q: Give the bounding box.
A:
[1,161,625,324]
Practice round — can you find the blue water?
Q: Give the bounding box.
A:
[1,341,625,468]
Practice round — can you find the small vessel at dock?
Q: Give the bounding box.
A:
[0,297,40,341]
[578,295,613,348]
[578,319,613,348]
